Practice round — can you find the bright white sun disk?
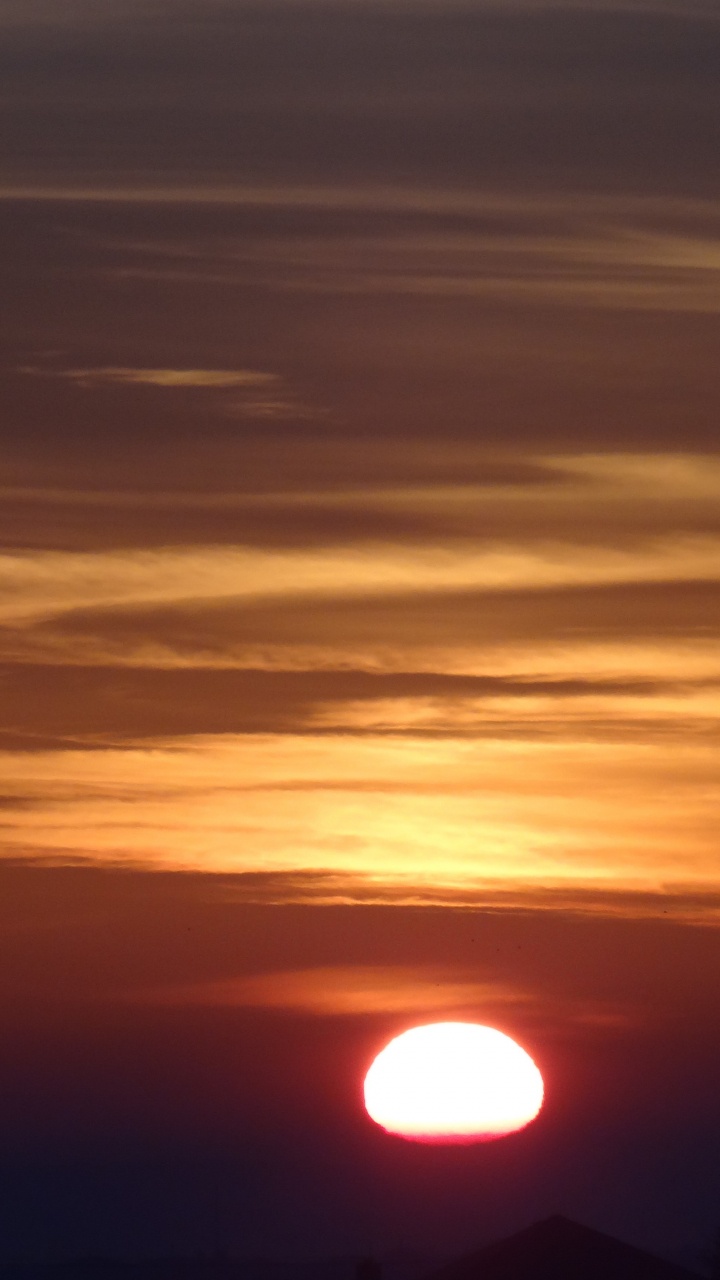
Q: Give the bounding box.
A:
[363,1021,544,1143]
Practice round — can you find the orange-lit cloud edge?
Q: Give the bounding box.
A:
[2,445,720,929]
[214,874,720,924]
[129,963,633,1032]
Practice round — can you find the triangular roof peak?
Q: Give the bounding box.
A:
[423,1214,701,1280]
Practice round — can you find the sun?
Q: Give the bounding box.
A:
[363,1021,544,1143]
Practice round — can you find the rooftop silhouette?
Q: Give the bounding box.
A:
[423,1215,702,1280]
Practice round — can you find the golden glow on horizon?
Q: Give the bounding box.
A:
[363,1022,544,1143]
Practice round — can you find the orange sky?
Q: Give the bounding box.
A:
[1,1,720,1267]
[2,444,719,915]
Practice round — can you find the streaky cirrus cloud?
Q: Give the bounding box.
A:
[2,728,719,920]
[2,535,719,630]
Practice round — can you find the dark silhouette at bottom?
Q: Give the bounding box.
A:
[423,1215,701,1280]
[354,1258,382,1280]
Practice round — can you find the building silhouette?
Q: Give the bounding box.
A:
[423,1215,701,1280]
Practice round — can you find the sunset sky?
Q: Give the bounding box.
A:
[1,0,720,1270]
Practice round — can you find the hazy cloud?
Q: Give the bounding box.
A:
[46,367,279,389]
[136,964,532,1016]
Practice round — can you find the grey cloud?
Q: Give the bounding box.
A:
[87,202,720,314]
[4,471,720,552]
[1,204,720,535]
[1,5,720,194]
[3,194,720,469]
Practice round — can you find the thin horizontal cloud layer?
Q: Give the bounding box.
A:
[51,367,278,389]
[0,663,708,732]
[135,964,532,1017]
[3,452,720,552]
[3,196,720,497]
[2,3,720,195]
[2,455,720,606]
[2,445,720,919]
[101,213,720,313]
[131,961,638,1028]
[3,728,720,919]
[4,535,720,630]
